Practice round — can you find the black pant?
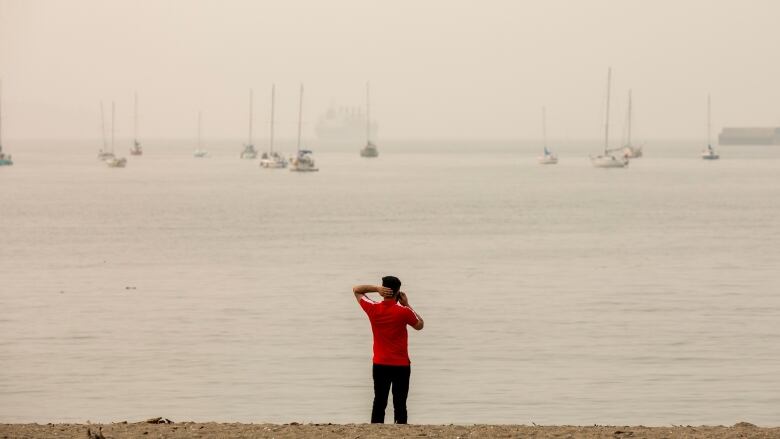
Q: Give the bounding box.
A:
[371,364,411,424]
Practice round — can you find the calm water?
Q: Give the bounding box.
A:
[1,139,779,425]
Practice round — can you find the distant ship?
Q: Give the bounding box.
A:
[316,104,378,142]
[0,80,12,166]
[719,127,780,145]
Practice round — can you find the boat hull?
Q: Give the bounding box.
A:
[538,155,558,165]
[105,157,127,168]
[260,159,287,168]
[590,155,628,168]
[360,148,379,158]
[0,158,12,166]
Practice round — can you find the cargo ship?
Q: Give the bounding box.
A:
[719,127,780,145]
[316,105,378,142]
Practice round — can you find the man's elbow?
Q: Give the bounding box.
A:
[413,321,424,331]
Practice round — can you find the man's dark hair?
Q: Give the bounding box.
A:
[382,276,402,295]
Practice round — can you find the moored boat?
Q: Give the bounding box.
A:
[290,84,319,172]
[260,84,287,168]
[591,68,628,168]
[0,80,12,166]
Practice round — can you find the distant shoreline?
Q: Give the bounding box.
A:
[2,421,777,438]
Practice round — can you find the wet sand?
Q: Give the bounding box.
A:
[1,422,777,438]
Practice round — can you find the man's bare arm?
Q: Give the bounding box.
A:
[399,292,424,330]
[353,284,394,304]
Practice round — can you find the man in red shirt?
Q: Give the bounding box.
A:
[353,276,424,424]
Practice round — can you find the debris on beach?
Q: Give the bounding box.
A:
[86,426,105,439]
[145,417,174,424]
[733,422,757,428]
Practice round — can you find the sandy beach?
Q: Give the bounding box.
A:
[2,422,778,439]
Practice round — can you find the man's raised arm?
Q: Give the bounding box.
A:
[399,292,424,331]
[353,284,394,303]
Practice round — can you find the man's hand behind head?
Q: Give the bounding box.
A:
[378,286,395,299]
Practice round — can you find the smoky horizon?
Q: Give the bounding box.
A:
[1,0,779,142]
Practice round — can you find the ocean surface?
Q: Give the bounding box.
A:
[1,138,779,426]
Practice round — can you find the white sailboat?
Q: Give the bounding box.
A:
[97,101,115,160]
[194,111,208,158]
[621,90,642,158]
[289,84,319,172]
[702,94,719,160]
[0,80,13,166]
[240,89,258,159]
[260,84,287,168]
[360,82,379,158]
[130,92,143,156]
[105,102,127,168]
[537,106,558,164]
[591,68,628,168]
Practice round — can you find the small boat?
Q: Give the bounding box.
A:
[360,82,379,158]
[591,68,628,168]
[194,111,208,158]
[260,84,287,168]
[290,149,319,172]
[105,101,127,168]
[539,147,558,165]
[0,80,12,166]
[240,89,258,159]
[702,95,720,160]
[537,106,558,165]
[106,157,127,168]
[360,141,378,158]
[97,101,115,160]
[621,90,642,158]
[130,92,143,156]
[290,84,319,172]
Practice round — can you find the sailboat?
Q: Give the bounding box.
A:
[0,80,13,166]
[537,106,558,164]
[621,90,642,158]
[97,102,115,160]
[240,89,258,159]
[360,82,379,158]
[130,92,143,156]
[105,102,127,168]
[194,111,208,158]
[702,94,719,160]
[289,84,319,172]
[590,68,628,168]
[260,84,287,168]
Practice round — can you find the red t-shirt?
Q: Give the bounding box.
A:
[359,296,419,366]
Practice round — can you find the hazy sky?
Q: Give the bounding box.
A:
[1,0,779,141]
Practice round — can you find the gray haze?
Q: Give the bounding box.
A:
[1,0,779,141]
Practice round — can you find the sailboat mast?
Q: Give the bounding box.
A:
[0,80,3,151]
[198,111,202,149]
[542,106,547,149]
[248,89,253,146]
[134,92,138,144]
[707,94,711,147]
[100,102,107,151]
[297,84,303,153]
[270,84,275,153]
[627,89,632,146]
[366,82,371,144]
[111,101,115,153]
[604,67,611,154]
